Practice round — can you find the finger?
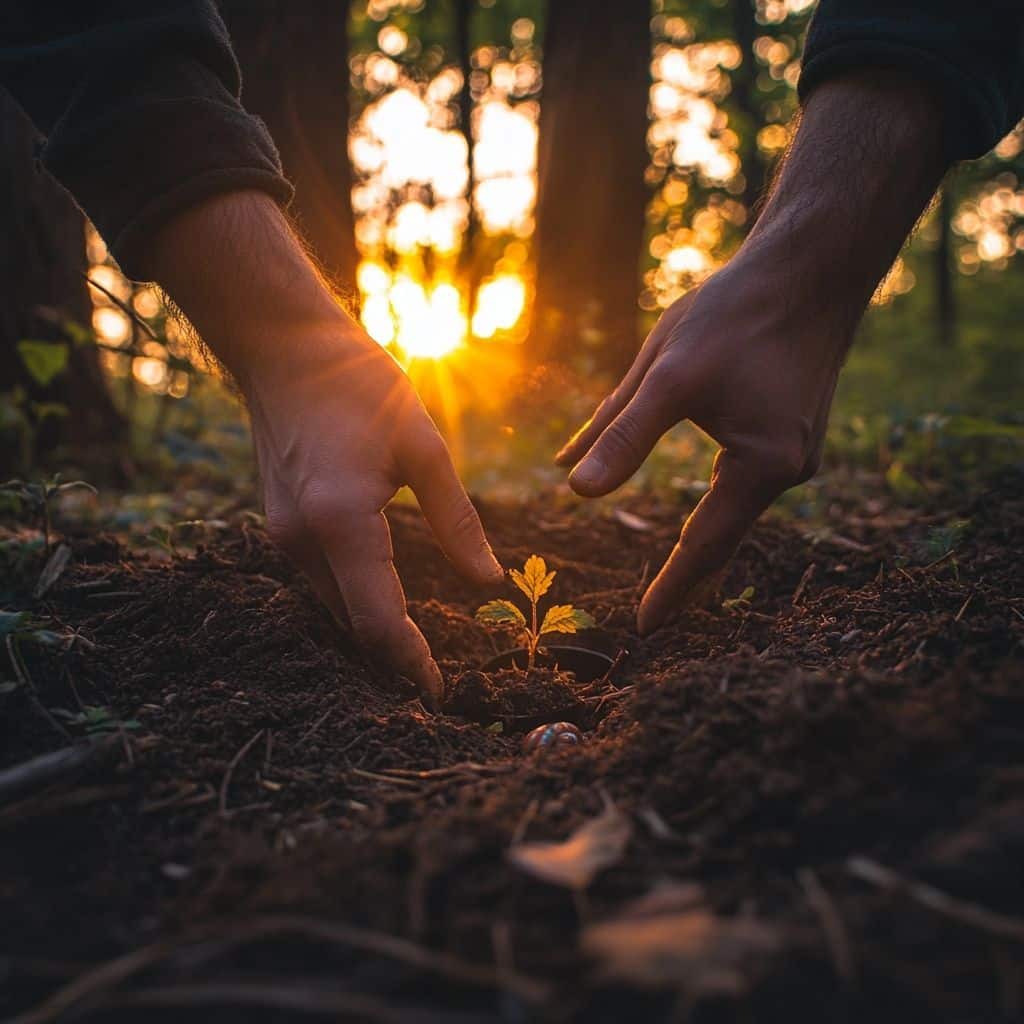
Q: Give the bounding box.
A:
[567,366,684,497]
[321,510,444,707]
[555,292,696,467]
[402,428,503,585]
[637,449,779,635]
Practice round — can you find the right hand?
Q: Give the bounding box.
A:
[248,323,503,708]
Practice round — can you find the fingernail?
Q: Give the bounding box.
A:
[569,456,607,492]
[478,546,504,582]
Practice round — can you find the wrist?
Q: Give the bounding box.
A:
[744,70,945,310]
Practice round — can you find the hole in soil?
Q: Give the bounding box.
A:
[480,644,615,682]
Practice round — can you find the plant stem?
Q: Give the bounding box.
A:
[527,595,539,670]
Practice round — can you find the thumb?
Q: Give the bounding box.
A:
[568,368,683,497]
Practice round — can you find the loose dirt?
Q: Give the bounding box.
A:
[2,468,1022,1021]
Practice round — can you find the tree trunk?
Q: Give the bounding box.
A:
[731,0,767,221]
[221,0,359,306]
[455,0,481,317]
[0,90,123,477]
[530,0,651,372]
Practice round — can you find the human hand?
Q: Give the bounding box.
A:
[555,258,841,634]
[557,71,945,634]
[144,192,502,706]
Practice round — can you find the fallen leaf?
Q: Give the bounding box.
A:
[583,886,779,995]
[34,542,71,599]
[508,801,631,889]
[612,509,654,533]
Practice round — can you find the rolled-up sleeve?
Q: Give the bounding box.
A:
[0,1,293,278]
[800,0,1024,165]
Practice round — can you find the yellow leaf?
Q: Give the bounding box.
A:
[510,554,556,603]
[540,604,595,636]
[475,599,526,628]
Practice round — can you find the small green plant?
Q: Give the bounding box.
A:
[722,585,755,611]
[476,554,594,670]
[52,705,141,735]
[1,474,96,552]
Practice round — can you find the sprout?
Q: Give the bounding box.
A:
[476,554,594,670]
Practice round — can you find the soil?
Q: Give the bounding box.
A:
[1,468,1023,1022]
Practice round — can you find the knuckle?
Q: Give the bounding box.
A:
[265,511,303,554]
[756,447,806,491]
[449,499,482,540]
[347,610,388,649]
[600,414,648,466]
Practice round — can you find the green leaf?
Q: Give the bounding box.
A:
[721,586,755,611]
[510,554,556,604]
[29,401,69,423]
[0,609,30,637]
[475,599,527,629]
[540,604,595,636]
[486,721,504,734]
[16,340,69,387]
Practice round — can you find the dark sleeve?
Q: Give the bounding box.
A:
[799,0,1024,165]
[0,0,293,278]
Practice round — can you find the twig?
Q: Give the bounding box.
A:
[6,635,71,742]
[83,273,158,340]
[371,761,514,780]
[847,856,1024,942]
[100,983,407,1022]
[954,591,974,623]
[0,736,119,806]
[791,563,817,606]
[921,548,958,572]
[9,913,548,1024]
[798,867,856,987]
[299,705,337,744]
[219,730,265,815]
[349,768,424,788]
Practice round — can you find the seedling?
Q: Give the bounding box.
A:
[1,474,96,552]
[476,555,594,670]
[722,585,755,611]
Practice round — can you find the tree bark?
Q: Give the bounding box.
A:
[221,0,360,306]
[0,90,123,476]
[530,0,651,372]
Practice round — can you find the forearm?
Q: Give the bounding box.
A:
[744,71,946,331]
[142,191,354,390]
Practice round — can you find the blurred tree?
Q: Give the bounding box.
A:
[221,0,359,305]
[530,0,651,372]
[0,92,123,476]
[935,185,957,346]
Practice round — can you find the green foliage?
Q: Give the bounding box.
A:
[51,705,141,735]
[1,474,97,551]
[721,585,755,612]
[476,554,594,670]
[16,340,70,387]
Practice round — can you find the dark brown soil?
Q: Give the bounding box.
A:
[1,468,1023,1022]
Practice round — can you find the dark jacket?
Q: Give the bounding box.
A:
[1,1,1021,279]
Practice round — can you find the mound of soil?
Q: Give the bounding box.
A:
[1,469,1023,1022]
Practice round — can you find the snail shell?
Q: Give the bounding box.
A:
[523,721,583,753]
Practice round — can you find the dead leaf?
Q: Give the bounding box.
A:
[583,887,780,995]
[612,509,653,533]
[34,542,71,598]
[508,801,631,889]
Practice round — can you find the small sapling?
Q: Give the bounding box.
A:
[476,554,594,670]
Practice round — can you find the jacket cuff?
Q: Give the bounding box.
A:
[799,37,1008,166]
[43,96,294,279]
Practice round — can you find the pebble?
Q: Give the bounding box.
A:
[523,721,583,753]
